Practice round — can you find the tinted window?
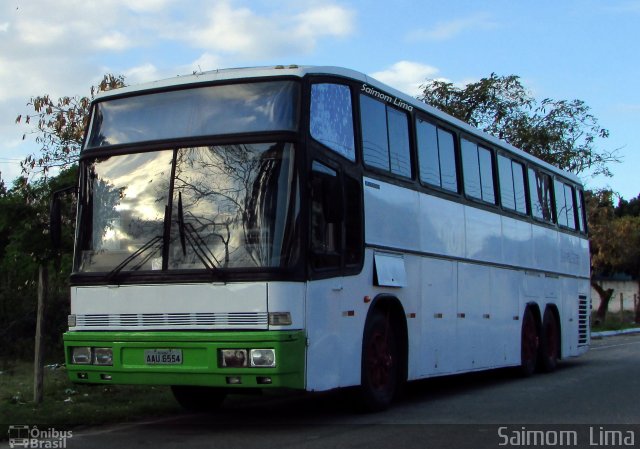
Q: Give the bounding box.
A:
[360,94,411,178]
[462,138,494,203]
[310,84,355,161]
[576,190,586,232]
[478,147,495,203]
[417,120,458,192]
[462,139,481,199]
[438,129,458,192]
[529,168,553,222]
[387,108,411,177]
[498,155,515,210]
[565,184,576,229]
[87,81,299,148]
[417,120,440,186]
[498,156,527,214]
[554,180,568,227]
[310,161,341,270]
[360,95,389,171]
[512,161,527,214]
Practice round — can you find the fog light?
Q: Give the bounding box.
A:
[71,347,92,365]
[68,314,77,328]
[226,376,242,384]
[77,372,88,379]
[250,349,276,367]
[93,348,113,366]
[220,349,248,367]
[256,376,272,384]
[100,374,112,380]
[269,312,292,326]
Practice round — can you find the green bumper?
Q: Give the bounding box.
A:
[63,330,305,389]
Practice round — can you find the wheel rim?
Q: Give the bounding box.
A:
[545,314,559,361]
[522,312,538,365]
[367,328,393,390]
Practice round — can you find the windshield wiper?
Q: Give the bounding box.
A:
[106,235,163,283]
[177,192,221,274]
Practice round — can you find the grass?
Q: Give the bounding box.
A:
[0,360,181,439]
[591,310,640,333]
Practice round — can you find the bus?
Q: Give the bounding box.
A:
[60,65,590,411]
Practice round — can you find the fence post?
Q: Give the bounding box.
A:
[33,263,48,404]
[620,292,624,324]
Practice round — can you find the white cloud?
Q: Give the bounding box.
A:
[94,31,131,51]
[370,61,445,96]
[180,1,354,57]
[0,22,9,32]
[408,12,497,42]
[121,63,161,85]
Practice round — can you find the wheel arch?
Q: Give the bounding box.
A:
[365,294,409,383]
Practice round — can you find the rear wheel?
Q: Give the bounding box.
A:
[171,386,226,412]
[358,310,400,412]
[539,308,560,372]
[520,308,539,377]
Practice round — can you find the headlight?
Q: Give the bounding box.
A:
[93,347,113,366]
[68,314,77,328]
[250,349,276,368]
[268,312,292,326]
[71,347,92,365]
[220,349,248,367]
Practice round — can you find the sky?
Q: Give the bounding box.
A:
[1,0,638,199]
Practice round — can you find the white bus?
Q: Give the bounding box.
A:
[62,65,590,411]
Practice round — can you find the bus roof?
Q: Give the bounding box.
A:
[93,65,582,185]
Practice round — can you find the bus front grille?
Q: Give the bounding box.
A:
[73,312,269,330]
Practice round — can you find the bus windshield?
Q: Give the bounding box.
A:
[76,142,299,274]
[86,81,299,148]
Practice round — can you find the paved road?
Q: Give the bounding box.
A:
[25,334,640,448]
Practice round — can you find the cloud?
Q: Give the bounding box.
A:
[408,12,497,41]
[370,61,445,96]
[180,1,355,57]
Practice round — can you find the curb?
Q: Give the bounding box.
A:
[591,327,640,338]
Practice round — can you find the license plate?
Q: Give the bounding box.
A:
[144,349,183,365]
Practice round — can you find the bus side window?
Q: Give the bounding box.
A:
[461,138,495,204]
[360,94,412,178]
[576,189,586,233]
[310,161,342,270]
[416,120,458,193]
[528,168,553,222]
[310,84,356,161]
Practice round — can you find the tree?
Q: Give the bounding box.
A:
[418,73,618,177]
[615,194,640,218]
[588,189,640,323]
[15,74,125,178]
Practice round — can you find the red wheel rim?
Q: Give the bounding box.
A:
[522,312,538,364]
[367,329,393,390]
[545,315,559,360]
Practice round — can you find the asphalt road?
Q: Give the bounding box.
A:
[20,334,640,448]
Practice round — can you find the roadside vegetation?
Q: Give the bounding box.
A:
[1,360,180,438]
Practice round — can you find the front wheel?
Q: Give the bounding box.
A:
[171,386,226,412]
[358,311,400,412]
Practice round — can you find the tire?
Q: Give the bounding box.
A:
[538,308,560,373]
[171,386,226,412]
[520,307,539,377]
[358,310,400,412]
